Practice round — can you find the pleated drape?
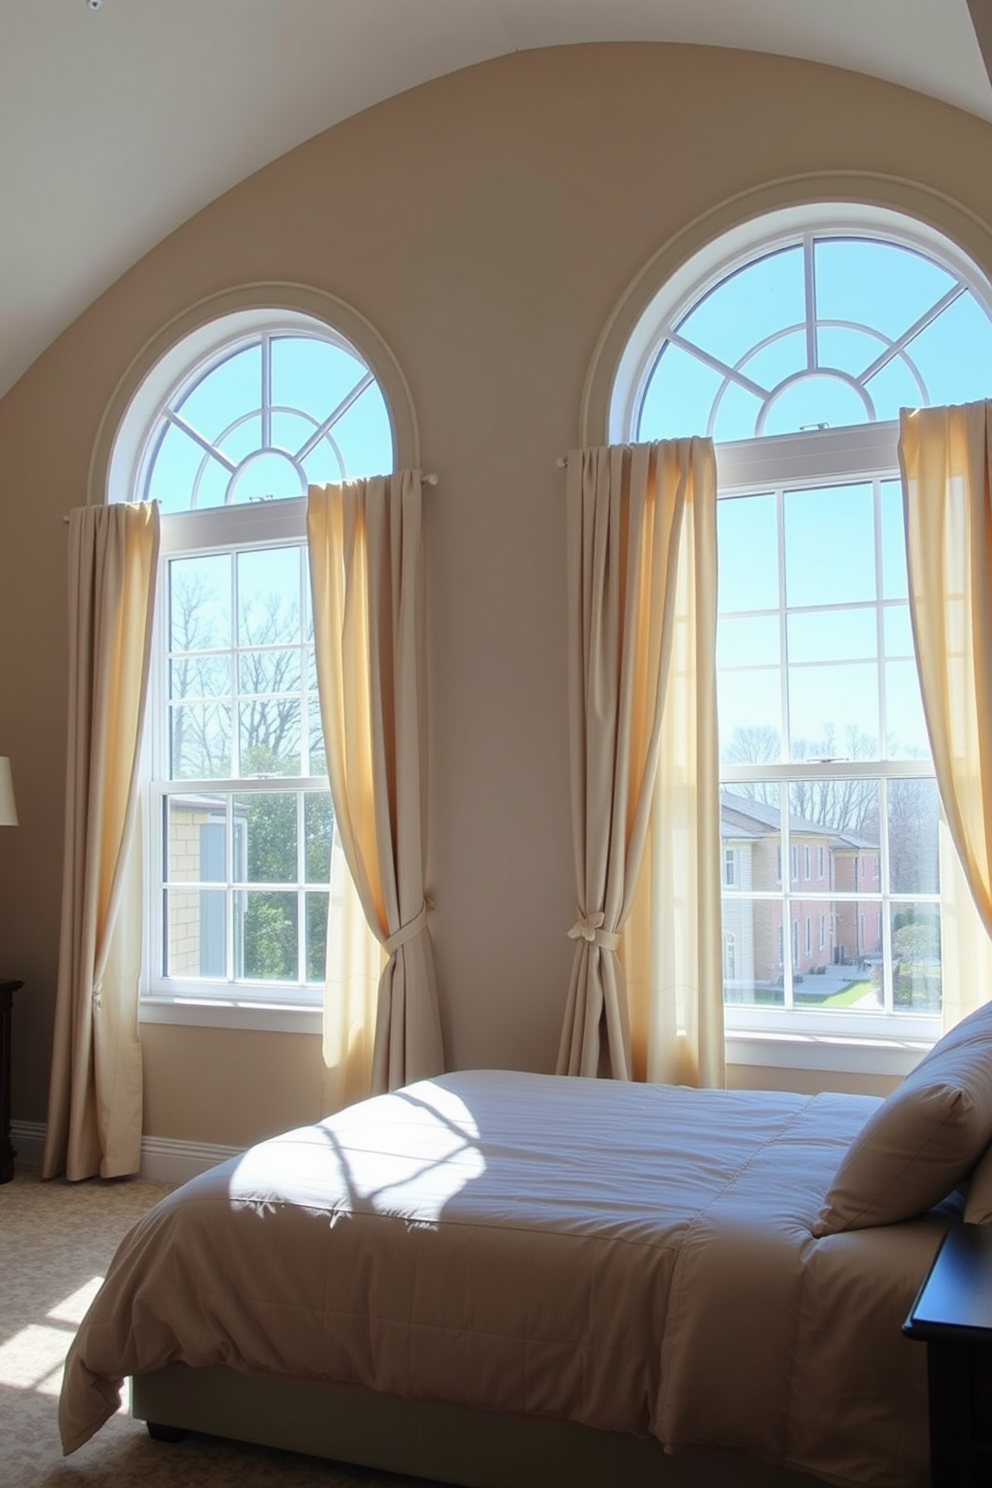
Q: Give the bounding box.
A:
[556,440,723,1083]
[899,401,992,1027]
[307,473,444,1108]
[42,502,159,1181]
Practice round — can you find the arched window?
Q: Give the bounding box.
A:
[107,294,407,1023]
[611,206,992,1039]
[137,324,392,512]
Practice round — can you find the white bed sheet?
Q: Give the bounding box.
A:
[60,1070,950,1487]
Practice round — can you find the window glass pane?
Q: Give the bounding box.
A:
[191,455,230,510]
[718,493,777,612]
[882,604,913,658]
[638,345,722,440]
[813,239,957,341]
[795,908,879,1007]
[178,344,262,439]
[738,328,806,391]
[243,892,298,980]
[304,793,334,881]
[892,904,941,1013]
[676,245,805,366]
[863,355,926,422]
[165,886,227,979]
[309,713,327,777]
[171,703,232,779]
[790,778,879,853]
[306,892,328,982]
[326,384,393,478]
[815,325,887,379]
[216,414,262,466]
[237,547,302,646]
[270,335,367,422]
[239,703,301,776]
[784,484,874,607]
[888,779,940,893]
[235,793,298,885]
[300,440,346,486]
[719,671,783,763]
[238,648,303,698]
[788,608,876,664]
[270,410,318,458]
[788,661,879,760]
[884,659,930,759]
[169,554,231,653]
[904,292,992,406]
[720,787,783,1007]
[720,896,785,1008]
[710,381,764,442]
[147,422,212,514]
[717,615,779,669]
[166,795,226,882]
[170,655,231,702]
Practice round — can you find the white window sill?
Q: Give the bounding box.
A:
[726,1028,932,1078]
[140,996,322,1035]
[142,1001,933,1080]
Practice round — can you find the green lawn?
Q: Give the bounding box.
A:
[822,980,874,1008]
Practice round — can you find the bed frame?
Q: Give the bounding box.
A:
[132,1363,830,1488]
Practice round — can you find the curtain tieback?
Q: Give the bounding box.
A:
[384,898,434,956]
[567,909,620,952]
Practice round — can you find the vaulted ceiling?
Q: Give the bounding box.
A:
[2,0,990,402]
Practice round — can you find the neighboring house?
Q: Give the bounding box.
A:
[166,797,248,978]
[720,793,882,997]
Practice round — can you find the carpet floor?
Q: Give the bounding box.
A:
[0,1165,444,1488]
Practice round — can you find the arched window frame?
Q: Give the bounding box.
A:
[101,285,418,1032]
[596,197,992,1066]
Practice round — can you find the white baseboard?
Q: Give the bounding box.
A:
[139,1136,242,1184]
[9,1120,241,1185]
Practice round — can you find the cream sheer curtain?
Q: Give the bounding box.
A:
[899,400,992,1028]
[307,473,444,1109]
[42,503,160,1181]
[556,440,723,1084]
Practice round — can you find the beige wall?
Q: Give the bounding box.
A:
[2,42,991,1150]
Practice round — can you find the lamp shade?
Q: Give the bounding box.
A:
[0,757,18,826]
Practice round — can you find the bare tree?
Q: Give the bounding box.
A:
[790,726,879,841]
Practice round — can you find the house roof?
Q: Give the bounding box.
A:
[1,2,990,403]
[720,791,879,850]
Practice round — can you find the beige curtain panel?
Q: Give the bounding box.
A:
[556,440,723,1083]
[899,400,992,1027]
[42,502,160,1182]
[308,473,444,1109]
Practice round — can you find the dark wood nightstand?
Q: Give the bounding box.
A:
[904,1221,992,1487]
[0,979,24,1184]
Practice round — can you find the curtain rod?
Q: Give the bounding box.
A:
[62,474,440,522]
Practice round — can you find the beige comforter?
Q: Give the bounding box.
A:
[60,1070,951,1487]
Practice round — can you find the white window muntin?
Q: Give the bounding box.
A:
[713,426,939,1039]
[147,498,332,1006]
[136,324,388,514]
[608,204,992,446]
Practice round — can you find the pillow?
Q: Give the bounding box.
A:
[965,1140,992,1223]
[814,1000,992,1235]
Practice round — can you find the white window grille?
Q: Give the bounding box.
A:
[614,207,992,1038]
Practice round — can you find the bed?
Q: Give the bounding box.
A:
[58,1018,992,1488]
